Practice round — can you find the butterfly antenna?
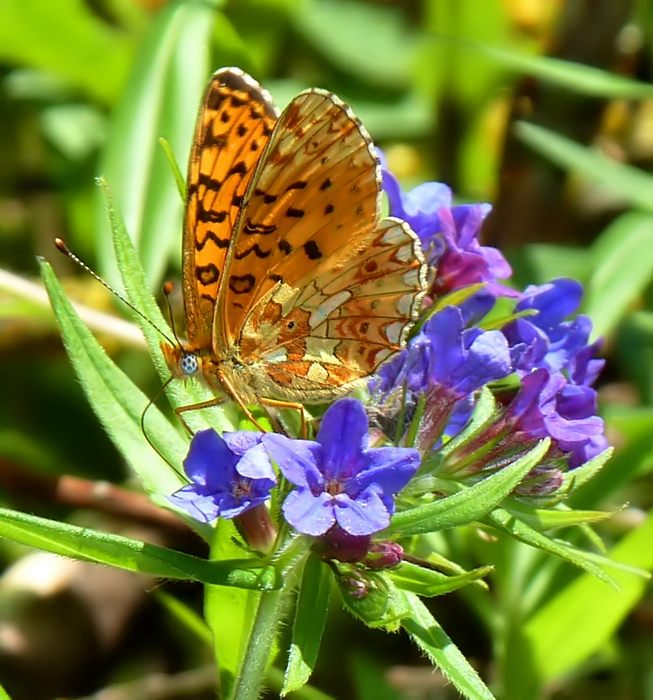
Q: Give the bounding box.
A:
[54,237,176,346]
[162,281,183,349]
[140,374,186,480]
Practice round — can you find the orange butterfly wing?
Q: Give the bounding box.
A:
[183,68,277,351]
[212,89,426,402]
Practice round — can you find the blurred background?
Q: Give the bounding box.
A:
[1,0,653,698]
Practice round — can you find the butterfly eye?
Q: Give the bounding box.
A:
[180,353,199,376]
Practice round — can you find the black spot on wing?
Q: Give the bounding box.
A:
[195,230,230,251]
[234,243,271,260]
[196,263,219,286]
[319,177,332,191]
[304,241,323,260]
[286,207,304,218]
[228,161,248,177]
[197,206,228,224]
[324,204,334,215]
[286,180,308,191]
[244,219,278,235]
[229,274,256,294]
[278,239,293,254]
[206,90,226,110]
[197,173,222,192]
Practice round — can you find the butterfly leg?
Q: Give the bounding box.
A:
[175,397,228,435]
[259,398,308,438]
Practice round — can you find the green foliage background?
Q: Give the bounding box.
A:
[1,1,653,698]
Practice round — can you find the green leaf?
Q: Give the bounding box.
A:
[389,439,550,536]
[505,509,653,697]
[96,1,218,287]
[0,0,133,103]
[102,177,237,435]
[0,507,276,590]
[389,561,493,597]
[158,136,186,201]
[585,213,653,336]
[293,0,416,87]
[488,508,616,586]
[206,520,262,696]
[515,121,653,214]
[464,40,653,99]
[0,681,10,700]
[438,386,496,458]
[401,592,495,700]
[561,447,613,491]
[504,500,613,531]
[283,554,331,695]
[39,259,200,517]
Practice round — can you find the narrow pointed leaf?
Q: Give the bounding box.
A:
[39,259,194,507]
[101,177,237,434]
[389,439,550,536]
[488,508,616,586]
[283,554,331,695]
[515,122,653,214]
[96,1,217,286]
[504,509,653,698]
[401,592,495,700]
[389,561,493,596]
[0,507,275,590]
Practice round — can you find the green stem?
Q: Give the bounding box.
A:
[229,548,305,700]
[229,588,286,700]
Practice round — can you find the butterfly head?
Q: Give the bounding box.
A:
[180,351,200,376]
[161,342,201,380]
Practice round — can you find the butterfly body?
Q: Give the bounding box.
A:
[163,68,427,420]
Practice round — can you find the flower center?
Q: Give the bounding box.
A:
[325,478,344,496]
[232,478,252,501]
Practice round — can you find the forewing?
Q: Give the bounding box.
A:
[183,68,277,349]
[216,89,381,346]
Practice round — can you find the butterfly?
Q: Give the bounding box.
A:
[161,67,427,431]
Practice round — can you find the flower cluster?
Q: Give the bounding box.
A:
[373,164,608,485]
[169,161,608,562]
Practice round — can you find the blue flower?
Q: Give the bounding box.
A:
[381,159,516,298]
[505,369,607,468]
[505,278,605,384]
[169,430,276,522]
[373,306,512,399]
[262,399,420,536]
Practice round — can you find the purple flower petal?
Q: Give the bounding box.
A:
[183,429,236,490]
[334,489,391,535]
[516,279,582,330]
[262,434,323,491]
[223,431,264,456]
[356,447,420,495]
[317,398,368,480]
[235,442,276,480]
[282,489,335,536]
[171,429,276,523]
[168,487,221,523]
